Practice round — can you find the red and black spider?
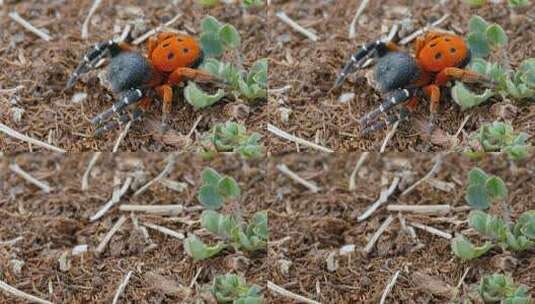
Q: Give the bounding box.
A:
[334,32,493,135]
[66,32,217,135]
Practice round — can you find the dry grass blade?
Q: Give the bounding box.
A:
[0,123,66,153]
[8,11,52,41]
[113,121,132,152]
[401,154,445,196]
[277,164,320,193]
[132,13,183,45]
[380,121,400,153]
[358,176,400,222]
[81,152,102,191]
[112,271,133,304]
[142,222,185,240]
[95,215,127,254]
[268,281,321,304]
[134,153,178,196]
[387,204,451,215]
[9,163,52,193]
[268,124,334,153]
[410,221,452,239]
[119,204,183,216]
[379,270,401,304]
[90,176,133,222]
[275,11,318,42]
[362,215,394,254]
[349,152,369,191]
[348,0,370,39]
[81,0,103,39]
[0,279,54,304]
[400,14,450,45]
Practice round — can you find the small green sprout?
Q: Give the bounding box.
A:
[200,16,241,58]
[451,82,495,110]
[451,234,493,261]
[184,82,226,109]
[199,121,264,160]
[184,234,226,261]
[508,0,529,7]
[202,58,268,102]
[467,15,508,58]
[465,167,508,210]
[198,168,241,210]
[478,274,531,303]
[465,121,531,160]
[211,274,263,304]
[506,58,535,100]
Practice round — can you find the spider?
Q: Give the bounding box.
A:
[334,31,493,135]
[66,32,217,135]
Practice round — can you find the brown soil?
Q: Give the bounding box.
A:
[0,153,268,303]
[0,0,268,152]
[268,0,535,152]
[267,153,534,303]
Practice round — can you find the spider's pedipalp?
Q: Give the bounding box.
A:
[66,40,119,89]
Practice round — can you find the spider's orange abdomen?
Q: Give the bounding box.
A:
[417,34,468,72]
[150,35,202,72]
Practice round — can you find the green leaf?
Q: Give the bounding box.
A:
[197,0,219,6]
[201,16,223,33]
[469,210,507,240]
[486,24,508,47]
[198,185,224,209]
[467,32,491,58]
[468,167,489,186]
[202,167,222,186]
[184,234,226,261]
[485,176,508,200]
[451,234,493,260]
[217,176,241,199]
[469,15,490,33]
[219,24,241,49]
[184,81,225,110]
[464,0,487,7]
[451,82,494,110]
[200,32,225,58]
[466,184,491,209]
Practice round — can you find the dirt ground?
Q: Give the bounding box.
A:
[268,0,535,152]
[267,153,534,303]
[0,153,268,303]
[0,0,268,152]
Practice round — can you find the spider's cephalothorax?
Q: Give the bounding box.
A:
[66,33,216,135]
[334,32,491,135]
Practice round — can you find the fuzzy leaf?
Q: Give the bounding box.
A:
[200,32,225,58]
[201,16,223,33]
[466,184,491,209]
[184,234,225,261]
[485,176,508,200]
[452,234,493,260]
[198,185,224,210]
[451,82,494,110]
[469,15,490,33]
[184,82,225,110]
[219,24,241,48]
[486,24,508,47]
[217,176,241,199]
[467,32,491,58]
[465,0,487,6]
[468,167,489,186]
[202,167,223,186]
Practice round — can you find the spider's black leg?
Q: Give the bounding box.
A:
[66,40,122,89]
[334,40,391,88]
[361,108,410,135]
[359,88,415,127]
[90,88,144,126]
[94,108,145,136]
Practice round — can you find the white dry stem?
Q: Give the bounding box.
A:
[8,12,52,41]
[95,215,127,254]
[112,121,132,152]
[267,281,321,304]
[119,204,183,216]
[0,123,65,153]
[187,115,203,139]
[401,154,445,196]
[387,204,451,215]
[0,279,54,304]
[189,267,203,288]
[277,164,320,193]
[134,153,177,196]
[81,152,102,191]
[111,271,133,304]
[0,236,24,246]
[267,124,334,153]
[132,13,183,45]
[380,120,400,153]
[362,215,394,254]
[410,221,452,239]
[142,222,185,240]
[400,14,450,45]
[357,176,400,222]
[349,152,369,191]
[0,85,25,94]
[379,270,401,304]
[81,0,103,39]
[348,0,370,39]
[90,176,133,222]
[455,114,472,138]
[275,11,318,42]
[9,163,52,193]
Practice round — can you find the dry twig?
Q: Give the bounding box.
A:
[362,215,394,254]
[90,176,133,222]
[81,0,103,39]
[113,121,132,152]
[349,152,369,191]
[95,215,127,254]
[358,176,400,222]
[0,279,54,304]
[8,12,52,41]
[400,14,450,45]
[401,154,445,196]
[276,11,318,42]
[9,163,52,193]
[348,0,370,39]
[142,222,185,240]
[380,121,400,153]
[1,123,65,153]
[112,271,133,304]
[134,153,177,196]
[387,204,451,215]
[267,281,321,304]
[267,124,333,153]
[133,13,183,45]
[379,270,401,304]
[119,204,183,216]
[410,221,452,239]
[277,164,320,193]
[81,152,102,191]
